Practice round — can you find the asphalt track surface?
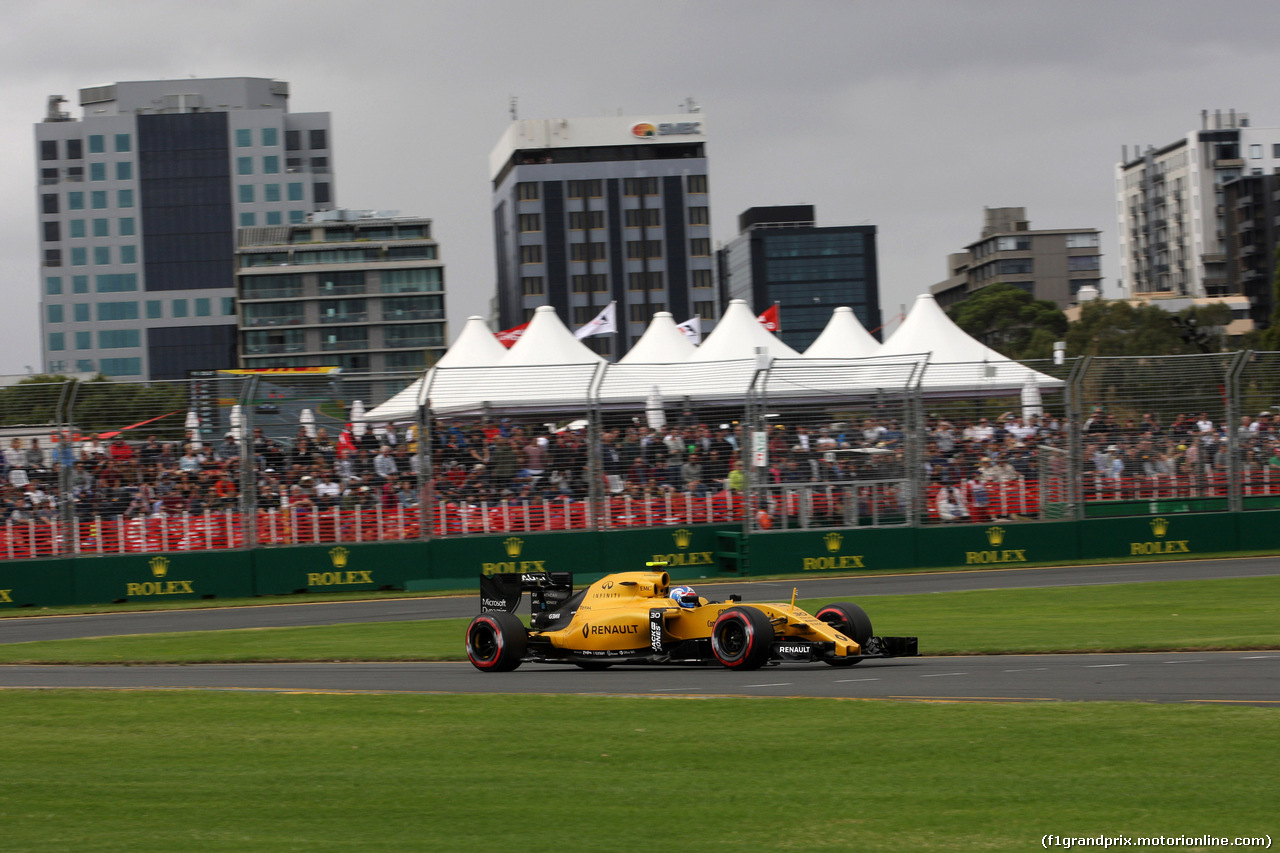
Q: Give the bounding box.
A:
[0,556,1276,704]
[1,555,1278,644]
[0,653,1276,704]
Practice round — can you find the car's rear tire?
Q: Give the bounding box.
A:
[465,612,527,672]
[711,606,775,670]
[816,603,873,667]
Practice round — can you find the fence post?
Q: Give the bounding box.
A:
[240,375,258,548]
[1067,355,1089,521]
[1226,350,1248,514]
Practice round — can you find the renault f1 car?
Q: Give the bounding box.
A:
[465,567,917,672]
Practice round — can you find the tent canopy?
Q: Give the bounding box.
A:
[804,306,881,359]
[619,311,695,364]
[688,298,800,361]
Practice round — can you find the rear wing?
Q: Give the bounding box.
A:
[479,572,574,615]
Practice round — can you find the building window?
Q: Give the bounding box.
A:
[75,333,91,351]
[521,276,545,296]
[45,277,62,295]
[70,247,86,266]
[146,300,162,319]
[239,185,255,204]
[117,189,133,208]
[236,129,253,148]
[69,220,86,239]
[689,238,711,256]
[627,271,664,291]
[1065,233,1100,248]
[572,306,595,325]
[567,179,603,198]
[266,211,283,225]
[42,194,59,215]
[523,308,536,322]
[996,236,1032,251]
[67,139,82,159]
[287,183,304,201]
[687,175,708,194]
[240,212,257,227]
[120,245,137,264]
[48,333,65,352]
[93,218,109,237]
[629,303,666,322]
[688,206,710,226]
[381,268,442,293]
[1250,144,1263,159]
[88,135,104,154]
[691,269,713,289]
[517,182,540,201]
[222,297,237,316]
[47,305,63,324]
[519,213,542,232]
[116,162,132,181]
[72,276,88,294]
[314,183,331,204]
[195,298,211,317]
[113,133,130,153]
[97,302,139,321]
[68,192,84,210]
[119,217,135,236]
[1067,255,1101,271]
[40,140,58,161]
[289,210,306,224]
[96,274,138,293]
[262,127,279,147]
[285,130,301,151]
[624,177,660,196]
[572,274,609,293]
[998,258,1034,275]
[626,240,663,260]
[172,299,188,318]
[73,303,90,322]
[89,163,106,182]
[99,358,141,376]
[570,242,607,262]
[237,157,254,176]
[569,210,605,230]
[94,246,111,265]
[263,155,280,174]
[624,208,661,228]
[520,244,544,264]
[264,184,281,203]
[43,221,60,242]
[693,301,716,319]
[310,129,327,150]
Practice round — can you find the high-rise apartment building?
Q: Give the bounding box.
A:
[1116,110,1280,326]
[490,112,718,358]
[35,77,334,380]
[930,207,1102,311]
[236,211,446,372]
[717,206,881,352]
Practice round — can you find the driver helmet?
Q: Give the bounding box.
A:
[669,585,699,609]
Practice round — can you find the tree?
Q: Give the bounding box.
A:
[947,282,1068,360]
[1064,300,1231,357]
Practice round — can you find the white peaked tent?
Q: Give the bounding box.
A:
[803,306,881,359]
[502,305,605,366]
[880,293,1062,392]
[688,299,800,361]
[363,315,510,423]
[620,311,696,364]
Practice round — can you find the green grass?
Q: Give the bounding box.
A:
[0,575,1276,664]
[0,691,1273,851]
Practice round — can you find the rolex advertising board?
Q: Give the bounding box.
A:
[250,540,426,596]
[744,527,916,574]
[71,550,255,604]
[910,520,1077,569]
[1077,513,1233,561]
[0,557,74,607]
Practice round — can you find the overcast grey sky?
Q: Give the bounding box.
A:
[4,0,1280,375]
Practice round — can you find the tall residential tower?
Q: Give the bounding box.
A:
[490,112,718,358]
[35,77,335,379]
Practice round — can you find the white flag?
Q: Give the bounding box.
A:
[676,316,702,345]
[574,302,617,339]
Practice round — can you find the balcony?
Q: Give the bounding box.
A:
[320,339,369,352]
[244,343,305,354]
[382,308,445,322]
[244,316,304,327]
[320,312,368,324]
[1215,158,1245,168]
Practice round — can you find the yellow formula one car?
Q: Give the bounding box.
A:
[465,566,917,672]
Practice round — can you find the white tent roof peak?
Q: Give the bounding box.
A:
[688,298,800,361]
[804,306,881,359]
[620,311,695,363]
[503,305,604,366]
[880,293,1004,361]
[435,315,508,368]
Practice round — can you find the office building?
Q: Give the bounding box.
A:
[1222,173,1280,327]
[236,211,446,372]
[35,77,334,379]
[1116,110,1280,327]
[930,207,1102,311]
[717,205,881,351]
[490,111,718,358]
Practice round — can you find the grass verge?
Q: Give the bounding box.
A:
[0,691,1273,852]
[0,575,1276,664]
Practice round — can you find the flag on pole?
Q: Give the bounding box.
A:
[676,316,702,345]
[574,302,616,339]
[495,321,529,348]
[757,304,780,332]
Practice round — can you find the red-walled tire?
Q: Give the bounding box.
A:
[465,612,527,672]
[816,603,873,667]
[711,606,775,670]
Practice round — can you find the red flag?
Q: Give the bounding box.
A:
[495,321,529,348]
[757,304,780,332]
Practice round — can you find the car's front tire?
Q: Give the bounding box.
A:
[711,606,775,670]
[465,612,527,672]
[815,602,873,667]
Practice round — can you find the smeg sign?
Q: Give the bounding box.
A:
[631,121,702,139]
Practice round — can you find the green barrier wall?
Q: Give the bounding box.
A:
[1237,510,1280,551]
[745,527,918,575]
[73,550,256,604]
[1076,513,1235,562]
[252,541,429,596]
[0,557,75,608]
[912,520,1079,569]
